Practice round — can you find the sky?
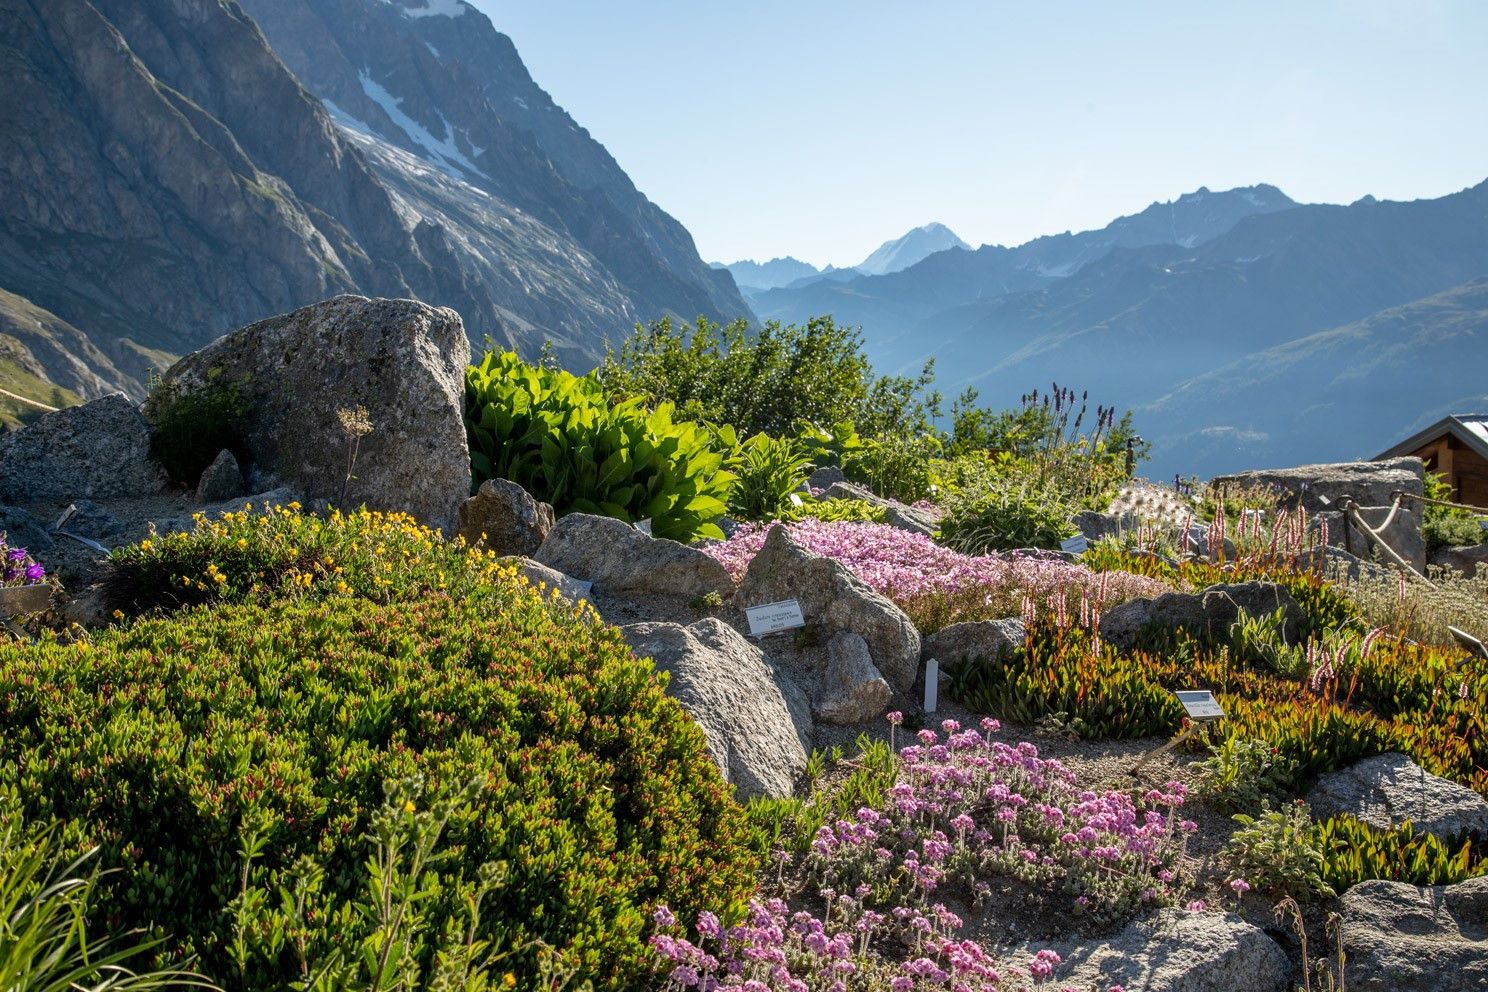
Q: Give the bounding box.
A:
[476,1,1488,269]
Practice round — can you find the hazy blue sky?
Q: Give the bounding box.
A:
[476,1,1488,269]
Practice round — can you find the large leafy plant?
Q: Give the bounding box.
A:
[725,433,814,521]
[465,351,734,541]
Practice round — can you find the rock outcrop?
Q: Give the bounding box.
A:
[1100,581,1303,649]
[921,618,1026,671]
[535,513,733,600]
[459,479,554,557]
[156,297,471,533]
[1035,909,1288,992]
[739,526,920,692]
[1212,458,1425,513]
[0,395,166,501]
[622,619,811,800]
[1307,752,1488,842]
[1338,876,1488,991]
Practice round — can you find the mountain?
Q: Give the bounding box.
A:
[751,185,1296,354]
[1145,278,1488,478]
[855,222,970,276]
[713,257,821,292]
[0,0,748,399]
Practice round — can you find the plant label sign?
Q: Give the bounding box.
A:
[923,657,940,713]
[1060,534,1089,554]
[745,599,806,637]
[1175,690,1225,721]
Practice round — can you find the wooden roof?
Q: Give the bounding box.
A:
[1376,414,1488,463]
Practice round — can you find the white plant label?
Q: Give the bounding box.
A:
[1175,690,1225,721]
[789,492,804,507]
[923,657,940,713]
[1060,534,1089,554]
[745,599,806,637]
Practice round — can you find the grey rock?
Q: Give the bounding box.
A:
[739,526,921,692]
[1213,457,1425,514]
[822,481,941,537]
[458,479,555,557]
[922,618,1026,671]
[0,394,166,501]
[1430,542,1488,577]
[535,513,733,600]
[813,632,892,724]
[806,466,847,491]
[1100,582,1303,649]
[622,619,811,800]
[55,500,125,542]
[1315,505,1426,573]
[1338,876,1488,991]
[1036,908,1288,992]
[195,449,245,503]
[157,297,470,532]
[0,505,54,558]
[1072,509,1139,543]
[503,557,592,605]
[1308,752,1488,842]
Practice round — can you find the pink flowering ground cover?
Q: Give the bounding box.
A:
[651,718,1195,991]
[704,521,1169,633]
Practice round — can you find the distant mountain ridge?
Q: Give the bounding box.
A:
[0,0,749,399]
[715,222,969,293]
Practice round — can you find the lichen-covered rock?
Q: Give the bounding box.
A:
[535,513,733,600]
[739,526,920,691]
[195,449,245,503]
[622,619,811,800]
[1034,908,1288,992]
[1338,876,1488,991]
[1308,752,1488,842]
[813,631,891,724]
[458,479,554,557]
[0,394,166,501]
[922,618,1026,671]
[157,296,470,532]
[1212,457,1425,513]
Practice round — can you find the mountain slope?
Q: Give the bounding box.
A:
[0,0,746,399]
[856,222,969,276]
[1144,278,1488,478]
[752,185,1296,358]
[237,0,749,332]
[712,257,821,292]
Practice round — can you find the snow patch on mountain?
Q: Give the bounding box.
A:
[401,0,466,18]
[357,71,480,179]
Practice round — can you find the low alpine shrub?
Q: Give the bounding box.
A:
[0,589,759,988]
[1313,814,1488,891]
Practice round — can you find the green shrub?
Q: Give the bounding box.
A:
[0,590,759,987]
[0,795,210,991]
[726,433,813,521]
[1422,470,1488,552]
[1195,736,1299,813]
[842,433,940,504]
[1223,802,1335,901]
[937,475,1076,552]
[776,497,887,525]
[465,351,733,542]
[143,369,248,487]
[1313,815,1488,892]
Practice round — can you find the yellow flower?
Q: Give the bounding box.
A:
[502,974,516,989]
[403,800,416,814]
[138,539,153,552]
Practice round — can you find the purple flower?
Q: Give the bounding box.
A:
[24,563,44,583]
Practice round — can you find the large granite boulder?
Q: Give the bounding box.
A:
[156,296,470,532]
[922,618,1026,671]
[1430,542,1488,577]
[1315,504,1427,572]
[535,513,733,600]
[739,526,920,691]
[458,479,554,557]
[0,394,166,501]
[1100,581,1303,649]
[813,631,891,724]
[821,480,941,537]
[1212,457,1425,513]
[1338,876,1488,991]
[622,618,811,799]
[1032,908,1288,992]
[1307,752,1488,842]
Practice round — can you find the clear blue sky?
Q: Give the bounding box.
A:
[476,0,1488,269]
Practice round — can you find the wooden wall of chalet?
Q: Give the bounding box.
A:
[1410,434,1488,509]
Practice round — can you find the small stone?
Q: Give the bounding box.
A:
[457,479,554,556]
[195,449,245,503]
[813,631,891,724]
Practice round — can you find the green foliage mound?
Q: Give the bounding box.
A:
[1,552,758,988]
[143,369,248,487]
[465,352,733,542]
